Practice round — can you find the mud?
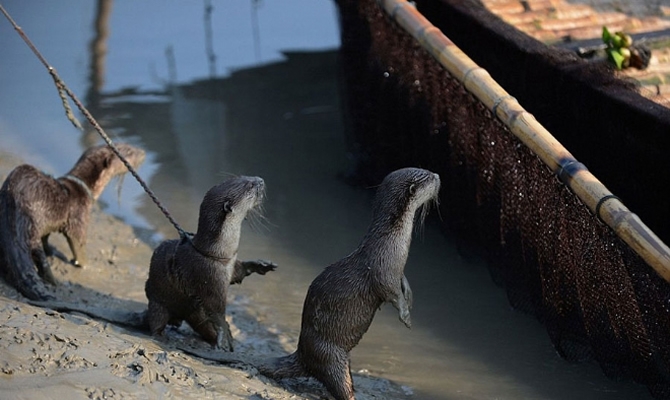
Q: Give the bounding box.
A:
[0,154,411,400]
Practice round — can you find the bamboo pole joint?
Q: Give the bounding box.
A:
[378,0,670,282]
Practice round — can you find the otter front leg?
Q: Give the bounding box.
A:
[64,232,87,268]
[230,259,277,284]
[390,274,413,329]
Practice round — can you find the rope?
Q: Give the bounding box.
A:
[0,4,189,239]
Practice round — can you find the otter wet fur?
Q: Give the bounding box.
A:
[259,167,440,400]
[145,176,277,351]
[0,143,145,301]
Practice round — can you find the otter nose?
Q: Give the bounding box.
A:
[248,177,265,196]
[251,176,264,188]
[240,176,263,185]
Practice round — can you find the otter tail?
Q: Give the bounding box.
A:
[27,300,149,330]
[258,352,308,379]
[0,193,52,300]
[172,347,307,380]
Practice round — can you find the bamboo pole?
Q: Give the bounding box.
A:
[379,0,670,281]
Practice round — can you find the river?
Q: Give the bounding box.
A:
[0,1,652,399]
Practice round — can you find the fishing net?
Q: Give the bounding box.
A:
[335,0,670,397]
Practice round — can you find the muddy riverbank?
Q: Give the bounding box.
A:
[0,155,410,400]
[1,2,660,397]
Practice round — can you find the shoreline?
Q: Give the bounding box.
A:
[0,155,410,399]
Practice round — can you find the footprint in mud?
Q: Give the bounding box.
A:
[109,342,225,393]
[1,315,97,376]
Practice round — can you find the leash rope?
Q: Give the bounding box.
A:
[0,4,189,239]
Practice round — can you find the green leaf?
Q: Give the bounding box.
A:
[607,48,625,70]
[602,26,612,44]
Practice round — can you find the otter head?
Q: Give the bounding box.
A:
[69,143,146,199]
[197,176,265,238]
[372,167,441,227]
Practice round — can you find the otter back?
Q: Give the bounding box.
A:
[0,143,145,300]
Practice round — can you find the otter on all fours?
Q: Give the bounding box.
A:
[0,143,145,301]
[145,176,277,351]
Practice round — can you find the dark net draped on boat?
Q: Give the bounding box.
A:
[335,0,670,397]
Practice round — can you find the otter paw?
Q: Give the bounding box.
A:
[401,274,413,310]
[215,329,234,352]
[399,309,412,329]
[250,260,277,275]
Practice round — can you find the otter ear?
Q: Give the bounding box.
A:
[223,201,233,213]
[408,184,416,195]
[103,153,114,168]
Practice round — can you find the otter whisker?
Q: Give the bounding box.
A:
[216,170,239,179]
[413,203,428,238]
[432,195,443,222]
[247,207,275,232]
[116,174,125,206]
[414,184,440,237]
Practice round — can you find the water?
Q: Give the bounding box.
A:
[0,1,653,399]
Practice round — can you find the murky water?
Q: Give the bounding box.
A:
[0,1,653,399]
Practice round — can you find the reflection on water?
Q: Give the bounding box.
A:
[86,0,113,115]
[0,2,653,399]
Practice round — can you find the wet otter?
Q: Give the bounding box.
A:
[145,176,277,351]
[261,167,440,400]
[0,143,145,301]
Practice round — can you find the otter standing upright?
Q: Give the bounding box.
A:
[0,144,145,301]
[261,167,440,400]
[145,176,277,351]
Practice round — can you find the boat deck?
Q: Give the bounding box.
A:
[482,0,670,106]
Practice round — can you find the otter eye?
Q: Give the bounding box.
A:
[408,184,416,195]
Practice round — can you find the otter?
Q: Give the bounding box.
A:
[144,176,277,351]
[179,168,440,400]
[0,143,145,301]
